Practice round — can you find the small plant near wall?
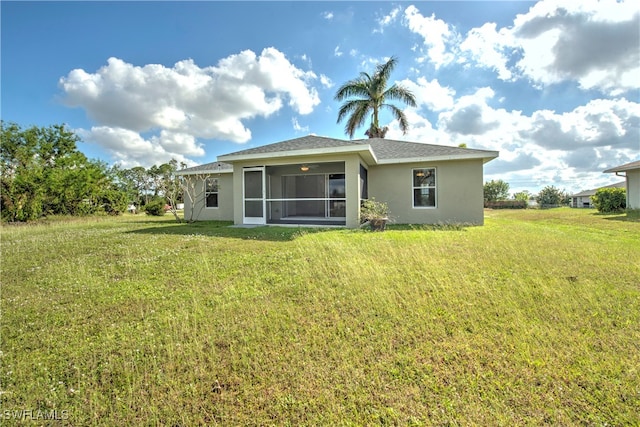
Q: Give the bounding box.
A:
[360,198,390,231]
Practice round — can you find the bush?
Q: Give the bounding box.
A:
[536,186,569,207]
[144,199,167,216]
[591,188,626,213]
[484,180,510,202]
[100,189,129,215]
[360,198,390,222]
[484,200,527,209]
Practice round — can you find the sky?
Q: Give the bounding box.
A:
[2,0,639,195]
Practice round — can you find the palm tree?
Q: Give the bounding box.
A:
[335,56,417,139]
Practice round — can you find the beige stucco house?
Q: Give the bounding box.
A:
[177,135,498,227]
[569,182,626,208]
[604,160,640,210]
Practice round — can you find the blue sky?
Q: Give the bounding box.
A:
[2,0,639,194]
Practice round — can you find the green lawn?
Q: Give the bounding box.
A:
[1,209,639,425]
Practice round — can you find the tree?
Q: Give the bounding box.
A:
[334,56,417,139]
[536,185,568,207]
[180,171,214,222]
[116,165,150,207]
[591,187,626,213]
[483,179,510,202]
[154,160,185,222]
[1,122,127,221]
[513,190,532,203]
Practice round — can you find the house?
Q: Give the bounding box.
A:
[604,160,640,210]
[177,135,498,227]
[569,182,626,208]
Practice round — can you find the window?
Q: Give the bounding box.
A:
[413,168,436,208]
[205,177,219,208]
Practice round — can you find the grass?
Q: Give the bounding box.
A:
[1,208,639,425]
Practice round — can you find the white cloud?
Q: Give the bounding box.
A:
[397,77,455,111]
[323,11,334,20]
[291,117,309,133]
[403,5,458,69]
[384,76,639,193]
[400,0,639,94]
[319,74,334,89]
[459,0,640,94]
[459,22,515,81]
[78,127,195,168]
[60,48,321,166]
[375,6,401,33]
[334,45,343,57]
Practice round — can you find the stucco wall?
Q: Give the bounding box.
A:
[368,159,486,225]
[183,173,234,221]
[627,169,640,209]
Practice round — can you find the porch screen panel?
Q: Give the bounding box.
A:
[244,170,264,217]
[244,171,263,199]
[329,174,346,218]
[283,175,325,217]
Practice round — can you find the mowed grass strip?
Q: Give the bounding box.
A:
[1,209,639,425]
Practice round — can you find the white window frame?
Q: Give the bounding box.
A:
[412,168,437,209]
[205,177,219,209]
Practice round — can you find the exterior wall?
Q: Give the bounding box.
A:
[183,173,234,221]
[627,169,640,209]
[368,159,486,225]
[571,196,593,208]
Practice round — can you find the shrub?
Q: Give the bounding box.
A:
[100,189,129,215]
[484,180,510,202]
[360,198,390,222]
[484,200,527,209]
[513,191,532,203]
[536,186,568,207]
[144,198,167,216]
[591,188,626,213]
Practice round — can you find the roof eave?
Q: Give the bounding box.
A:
[376,152,499,165]
[604,167,629,173]
[218,145,378,164]
[603,161,640,173]
[175,168,233,176]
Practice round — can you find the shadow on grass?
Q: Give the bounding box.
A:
[592,211,640,223]
[126,220,334,242]
[126,214,473,242]
[601,215,640,223]
[387,223,470,232]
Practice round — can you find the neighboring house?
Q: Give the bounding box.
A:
[604,160,640,210]
[570,182,626,208]
[177,135,498,227]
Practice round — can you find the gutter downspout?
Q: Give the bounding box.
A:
[614,172,629,208]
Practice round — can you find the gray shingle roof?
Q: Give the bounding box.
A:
[222,135,358,156]
[176,161,233,175]
[364,138,496,161]
[604,160,640,173]
[220,135,498,162]
[571,181,626,197]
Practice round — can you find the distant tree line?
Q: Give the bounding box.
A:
[1,122,185,222]
[483,179,571,208]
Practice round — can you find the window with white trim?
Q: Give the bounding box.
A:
[205,177,219,208]
[412,168,436,208]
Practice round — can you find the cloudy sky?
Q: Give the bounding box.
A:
[2,0,639,194]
